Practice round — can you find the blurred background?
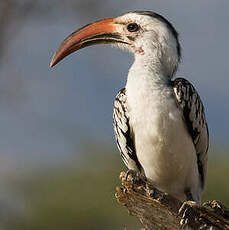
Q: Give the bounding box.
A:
[0,0,228,229]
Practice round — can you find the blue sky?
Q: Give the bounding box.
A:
[0,0,228,171]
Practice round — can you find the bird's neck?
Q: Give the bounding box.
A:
[125,56,174,120]
[126,55,171,92]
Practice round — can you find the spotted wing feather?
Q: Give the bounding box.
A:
[113,88,141,171]
[173,78,209,188]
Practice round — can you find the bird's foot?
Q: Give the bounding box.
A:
[120,170,141,185]
[119,170,147,194]
[125,169,138,182]
[203,200,229,218]
[178,201,199,229]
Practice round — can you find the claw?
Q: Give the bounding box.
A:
[178,201,198,229]
[125,169,138,182]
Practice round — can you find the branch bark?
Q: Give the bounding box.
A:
[115,171,229,230]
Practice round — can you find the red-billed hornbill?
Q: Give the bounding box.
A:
[50,11,209,203]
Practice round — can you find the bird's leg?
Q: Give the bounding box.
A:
[184,188,194,201]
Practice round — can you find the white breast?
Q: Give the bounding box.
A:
[126,68,201,201]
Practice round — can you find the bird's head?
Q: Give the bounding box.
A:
[50,11,181,77]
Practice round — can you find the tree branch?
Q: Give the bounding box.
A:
[115,171,229,230]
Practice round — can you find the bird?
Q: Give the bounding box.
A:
[50,11,209,203]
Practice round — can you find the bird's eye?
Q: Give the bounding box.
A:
[127,23,139,32]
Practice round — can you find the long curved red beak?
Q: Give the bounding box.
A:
[50,18,126,67]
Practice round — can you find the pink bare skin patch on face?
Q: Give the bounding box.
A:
[133,46,145,55]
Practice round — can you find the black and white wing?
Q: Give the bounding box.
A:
[113,88,141,171]
[173,78,209,188]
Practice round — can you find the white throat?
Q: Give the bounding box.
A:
[126,55,171,96]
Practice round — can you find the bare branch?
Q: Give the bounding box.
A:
[115,171,229,230]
